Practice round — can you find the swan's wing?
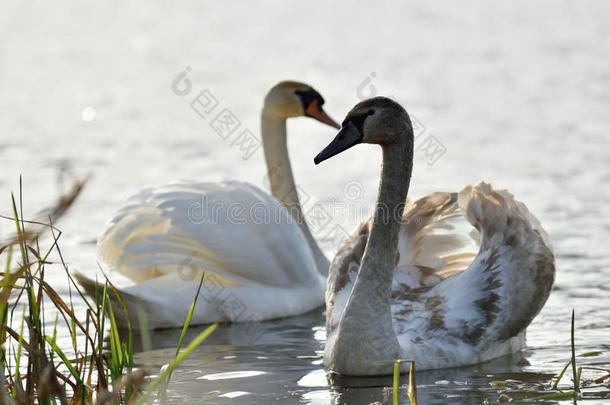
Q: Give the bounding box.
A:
[395,192,478,287]
[393,182,555,352]
[326,191,475,333]
[96,180,320,287]
[328,191,478,296]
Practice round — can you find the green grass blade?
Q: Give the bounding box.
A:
[44,336,85,388]
[393,360,400,405]
[10,193,27,265]
[49,314,59,364]
[99,282,108,358]
[14,306,26,380]
[175,273,205,358]
[571,309,579,393]
[552,359,572,389]
[139,322,218,402]
[106,288,123,381]
[167,272,206,384]
[391,360,417,405]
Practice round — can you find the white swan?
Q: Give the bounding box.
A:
[75,81,340,329]
[314,97,555,375]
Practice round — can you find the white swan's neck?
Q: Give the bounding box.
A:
[261,111,330,275]
[328,138,413,375]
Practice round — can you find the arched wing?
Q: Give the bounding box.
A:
[395,183,555,351]
[326,190,479,333]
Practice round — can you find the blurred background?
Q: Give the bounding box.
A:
[1,1,608,403]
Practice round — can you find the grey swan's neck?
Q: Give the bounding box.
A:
[327,138,413,375]
[261,111,330,275]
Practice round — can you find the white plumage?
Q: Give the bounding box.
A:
[75,181,324,328]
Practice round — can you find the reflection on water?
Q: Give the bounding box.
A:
[129,309,605,404]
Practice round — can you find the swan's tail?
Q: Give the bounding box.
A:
[72,270,144,329]
[72,270,102,302]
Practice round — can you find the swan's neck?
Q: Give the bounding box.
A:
[329,139,413,374]
[261,111,330,275]
[358,141,412,298]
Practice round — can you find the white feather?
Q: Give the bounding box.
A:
[76,181,325,328]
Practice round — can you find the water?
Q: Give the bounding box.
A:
[1,0,609,403]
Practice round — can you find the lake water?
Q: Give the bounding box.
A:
[1,0,609,403]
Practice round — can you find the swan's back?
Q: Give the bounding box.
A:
[97,180,321,287]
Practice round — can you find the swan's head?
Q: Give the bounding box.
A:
[263,81,340,128]
[314,97,413,164]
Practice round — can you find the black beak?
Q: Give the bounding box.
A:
[314,122,363,165]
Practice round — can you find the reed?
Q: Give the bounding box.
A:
[0,178,216,404]
[390,360,417,405]
[529,309,609,402]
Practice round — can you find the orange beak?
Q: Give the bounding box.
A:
[306,100,341,129]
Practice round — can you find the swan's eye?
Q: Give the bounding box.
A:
[295,89,325,110]
[343,109,375,131]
